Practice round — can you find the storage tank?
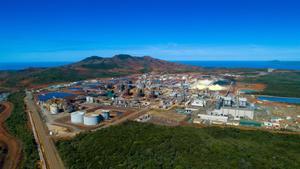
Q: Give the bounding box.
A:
[84,114,100,125]
[101,110,110,120]
[71,111,85,124]
[49,104,59,114]
[86,96,94,103]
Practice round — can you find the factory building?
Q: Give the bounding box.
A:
[210,107,254,120]
[49,104,59,114]
[191,99,206,107]
[238,98,247,107]
[197,114,228,123]
[41,98,73,114]
[223,97,233,106]
[86,96,94,103]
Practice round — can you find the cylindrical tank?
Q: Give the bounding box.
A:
[50,104,59,114]
[101,110,110,120]
[71,111,85,124]
[86,96,94,103]
[84,114,100,125]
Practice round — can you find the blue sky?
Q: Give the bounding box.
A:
[1,0,300,62]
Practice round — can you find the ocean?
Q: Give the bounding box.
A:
[0,61,299,71]
[175,61,300,70]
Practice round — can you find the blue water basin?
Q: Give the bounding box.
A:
[258,96,300,104]
[68,87,82,91]
[38,92,76,102]
[239,89,257,94]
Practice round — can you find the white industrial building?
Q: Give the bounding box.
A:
[209,107,254,120]
[223,97,232,106]
[238,98,247,107]
[86,96,94,103]
[197,114,228,123]
[191,99,206,107]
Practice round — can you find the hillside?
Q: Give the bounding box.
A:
[0,54,200,88]
[57,122,300,169]
[70,54,200,73]
[241,71,300,97]
[5,92,39,168]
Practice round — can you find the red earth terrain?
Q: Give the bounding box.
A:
[0,102,22,169]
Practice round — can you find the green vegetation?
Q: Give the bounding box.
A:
[81,62,120,69]
[31,68,84,84]
[6,92,39,169]
[2,68,85,87]
[57,122,300,169]
[1,68,129,88]
[242,71,300,97]
[31,68,129,85]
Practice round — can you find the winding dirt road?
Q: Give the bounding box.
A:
[0,102,22,169]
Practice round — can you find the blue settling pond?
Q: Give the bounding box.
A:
[38,92,76,102]
[239,89,257,94]
[68,87,82,91]
[258,96,300,104]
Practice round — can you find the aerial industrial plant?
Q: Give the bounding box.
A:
[26,71,300,138]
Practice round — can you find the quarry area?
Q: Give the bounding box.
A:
[29,71,300,138]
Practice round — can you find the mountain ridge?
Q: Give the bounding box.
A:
[0,54,201,88]
[69,54,200,73]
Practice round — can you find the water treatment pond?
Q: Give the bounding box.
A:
[258,96,300,104]
[38,92,76,102]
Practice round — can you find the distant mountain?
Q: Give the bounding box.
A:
[69,54,200,73]
[0,54,201,88]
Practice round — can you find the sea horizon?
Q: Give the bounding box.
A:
[0,60,299,71]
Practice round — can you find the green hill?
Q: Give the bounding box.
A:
[0,55,200,88]
[242,71,300,98]
[56,122,300,169]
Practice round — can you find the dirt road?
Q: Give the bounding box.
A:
[0,102,22,169]
[25,92,65,169]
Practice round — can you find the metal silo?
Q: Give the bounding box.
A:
[84,114,100,125]
[101,110,110,120]
[71,111,85,124]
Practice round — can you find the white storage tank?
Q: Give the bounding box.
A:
[71,111,85,124]
[50,104,59,114]
[84,114,100,126]
[86,96,94,103]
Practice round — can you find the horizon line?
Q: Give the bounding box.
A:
[1,60,300,63]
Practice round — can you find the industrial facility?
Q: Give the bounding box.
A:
[29,72,300,137]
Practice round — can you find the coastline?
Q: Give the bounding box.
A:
[1,61,300,71]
